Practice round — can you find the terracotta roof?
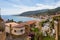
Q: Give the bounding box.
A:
[5,20,36,28]
[5,22,19,27]
[14,23,25,28]
[5,22,25,28]
[26,20,36,25]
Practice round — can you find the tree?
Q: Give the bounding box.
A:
[0,26,4,32]
[31,27,43,40]
[18,21,23,23]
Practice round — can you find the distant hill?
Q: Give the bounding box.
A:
[19,7,60,16]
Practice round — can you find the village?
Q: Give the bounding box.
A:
[1,0,60,40]
[0,13,60,40]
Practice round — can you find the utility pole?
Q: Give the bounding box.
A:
[10,24,12,40]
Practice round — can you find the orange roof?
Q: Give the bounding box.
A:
[26,20,36,25]
[5,22,19,27]
[5,20,36,28]
[14,23,25,28]
[5,22,25,28]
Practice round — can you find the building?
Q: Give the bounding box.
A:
[26,20,36,27]
[5,21,35,35]
[5,22,26,35]
[54,18,60,40]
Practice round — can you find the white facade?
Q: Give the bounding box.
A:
[5,26,10,33]
[12,27,25,35]
[5,26,25,35]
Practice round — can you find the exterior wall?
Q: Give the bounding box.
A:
[5,26,10,33]
[57,20,60,40]
[54,21,58,40]
[58,21,60,36]
[12,27,25,35]
[36,21,42,30]
[5,26,25,35]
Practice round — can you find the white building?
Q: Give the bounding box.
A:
[5,22,25,35]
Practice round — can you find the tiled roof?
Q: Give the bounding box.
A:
[5,22,19,27]
[5,20,36,28]
[26,20,36,25]
[5,22,25,28]
[14,23,25,28]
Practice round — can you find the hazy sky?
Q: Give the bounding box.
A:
[0,0,60,15]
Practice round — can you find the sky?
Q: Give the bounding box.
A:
[0,0,60,15]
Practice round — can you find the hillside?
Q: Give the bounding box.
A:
[19,7,60,16]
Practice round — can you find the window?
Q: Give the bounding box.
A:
[34,24,36,26]
[30,24,33,27]
[14,30,16,32]
[20,29,23,32]
[14,29,24,33]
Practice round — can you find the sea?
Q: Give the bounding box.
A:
[1,15,38,22]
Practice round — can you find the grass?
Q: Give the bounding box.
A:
[43,36,55,40]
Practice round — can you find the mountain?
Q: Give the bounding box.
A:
[19,7,60,16]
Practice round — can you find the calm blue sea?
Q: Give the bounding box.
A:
[1,15,38,22]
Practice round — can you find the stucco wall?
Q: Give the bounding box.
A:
[12,27,25,35]
[5,26,10,33]
[5,26,25,35]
